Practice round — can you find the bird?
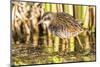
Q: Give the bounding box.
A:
[38,12,83,40]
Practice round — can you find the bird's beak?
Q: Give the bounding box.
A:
[38,20,43,24]
[36,20,43,26]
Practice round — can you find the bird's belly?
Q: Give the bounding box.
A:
[51,30,71,39]
[51,30,80,39]
[48,25,81,39]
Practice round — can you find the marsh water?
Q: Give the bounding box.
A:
[12,41,96,66]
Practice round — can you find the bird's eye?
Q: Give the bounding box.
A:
[44,16,51,20]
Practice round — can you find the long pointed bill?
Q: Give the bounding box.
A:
[36,20,43,26]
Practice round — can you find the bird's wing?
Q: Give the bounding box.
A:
[56,12,83,33]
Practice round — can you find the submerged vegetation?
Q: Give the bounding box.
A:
[11,1,96,66]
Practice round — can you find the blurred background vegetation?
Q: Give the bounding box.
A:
[11,1,96,66]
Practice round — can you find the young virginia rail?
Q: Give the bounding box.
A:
[38,12,83,39]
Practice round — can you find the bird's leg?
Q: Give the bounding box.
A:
[65,39,69,52]
[76,36,83,49]
[62,39,68,56]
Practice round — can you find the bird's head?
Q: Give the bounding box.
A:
[38,12,54,27]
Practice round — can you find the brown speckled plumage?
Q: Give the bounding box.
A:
[38,12,83,39]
